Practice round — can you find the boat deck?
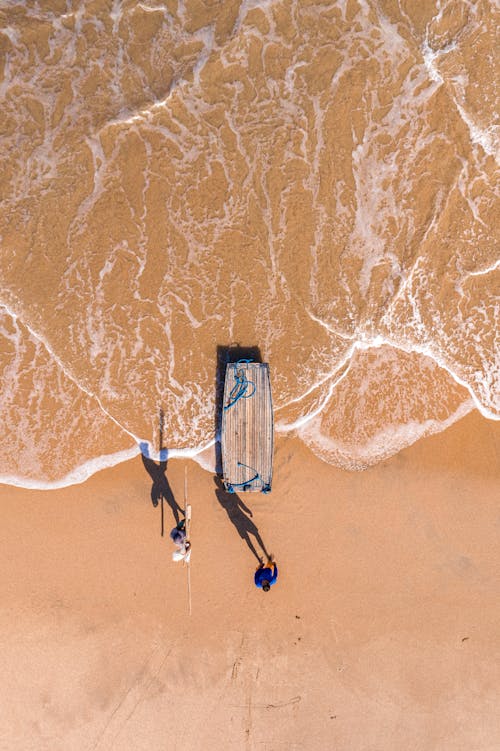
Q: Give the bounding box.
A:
[221,362,273,493]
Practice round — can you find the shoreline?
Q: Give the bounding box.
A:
[1,402,495,490]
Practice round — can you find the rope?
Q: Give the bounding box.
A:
[226,461,260,493]
[223,359,256,411]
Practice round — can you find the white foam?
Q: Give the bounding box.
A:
[422,39,446,85]
[110,0,124,33]
[184,441,217,473]
[191,25,216,86]
[0,434,219,490]
[138,438,216,465]
[455,101,499,161]
[275,357,353,431]
[275,326,500,430]
[422,14,499,163]
[70,136,109,237]
[298,399,475,470]
[0,445,140,490]
[0,26,18,46]
[232,0,275,36]
[467,259,500,278]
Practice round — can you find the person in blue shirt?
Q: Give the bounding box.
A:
[170,519,191,562]
[254,559,278,591]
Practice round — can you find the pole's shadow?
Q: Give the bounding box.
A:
[214,344,262,475]
[141,413,183,537]
[214,475,270,563]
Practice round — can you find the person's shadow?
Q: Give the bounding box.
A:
[214,476,270,563]
[142,451,183,536]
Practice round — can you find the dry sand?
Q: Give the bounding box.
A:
[0,410,499,751]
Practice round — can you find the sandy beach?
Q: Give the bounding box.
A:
[0,410,498,751]
[1,2,499,749]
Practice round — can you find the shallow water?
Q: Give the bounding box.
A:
[0,0,498,484]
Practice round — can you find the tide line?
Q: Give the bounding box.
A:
[276,314,499,430]
[0,446,140,490]
[0,440,217,491]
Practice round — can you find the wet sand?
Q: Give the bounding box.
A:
[0,410,499,750]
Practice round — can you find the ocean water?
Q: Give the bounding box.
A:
[0,0,498,486]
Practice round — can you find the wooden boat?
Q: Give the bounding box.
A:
[221,360,273,493]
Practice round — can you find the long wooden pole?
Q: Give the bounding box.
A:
[184,466,192,616]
